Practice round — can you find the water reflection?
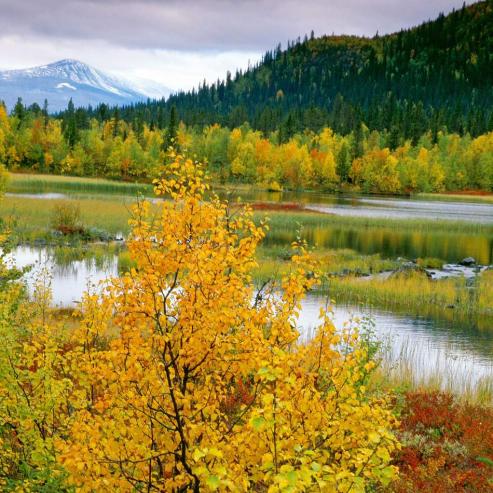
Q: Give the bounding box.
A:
[265,227,493,264]
[9,245,118,306]
[308,197,493,223]
[5,192,68,200]
[218,188,493,263]
[10,188,493,224]
[7,189,493,263]
[299,294,493,389]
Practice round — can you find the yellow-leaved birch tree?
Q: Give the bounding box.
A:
[58,154,398,492]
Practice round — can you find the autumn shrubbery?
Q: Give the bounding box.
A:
[0,165,8,194]
[1,154,493,492]
[389,390,493,492]
[49,201,114,242]
[3,98,493,195]
[50,202,84,235]
[0,155,399,492]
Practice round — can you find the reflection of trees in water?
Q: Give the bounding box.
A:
[48,246,120,276]
[266,228,492,264]
[20,246,118,282]
[218,188,493,220]
[51,257,117,278]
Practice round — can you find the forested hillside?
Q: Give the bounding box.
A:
[76,1,493,142]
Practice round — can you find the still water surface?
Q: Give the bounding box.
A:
[265,226,493,265]
[228,190,493,263]
[6,190,493,387]
[222,189,493,223]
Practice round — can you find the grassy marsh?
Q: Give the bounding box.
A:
[7,173,153,196]
[0,195,134,242]
[2,172,492,327]
[326,270,493,326]
[261,209,493,235]
[373,337,493,405]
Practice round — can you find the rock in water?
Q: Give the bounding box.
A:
[460,257,476,266]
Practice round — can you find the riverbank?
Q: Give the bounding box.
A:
[327,269,493,326]
[7,172,154,196]
[3,170,493,492]
[418,191,493,204]
[4,190,492,256]
[3,176,493,325]
[4,171,493,386]
[8,172,493,204]
[12,239,493,332]
[255,248,493,327]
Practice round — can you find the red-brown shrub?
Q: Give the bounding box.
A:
[388,391,493,492]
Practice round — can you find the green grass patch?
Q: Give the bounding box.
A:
[255,246,398,280]
[0,195,135,242]
[7,173,153,196]
[257,209,493,236]
[417,192,493,204]
[416,257,445,269]
[324,270,493,327]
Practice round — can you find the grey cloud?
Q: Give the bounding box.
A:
[0,0,473,52]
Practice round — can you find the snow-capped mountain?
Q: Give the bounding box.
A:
[0,59,171,112]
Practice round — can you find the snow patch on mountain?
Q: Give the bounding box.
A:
[56,82,77,90]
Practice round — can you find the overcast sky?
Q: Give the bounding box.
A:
[0,0,474,91]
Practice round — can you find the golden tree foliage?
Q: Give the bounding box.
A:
[4,97,493,194]
[350,149,401,194]
[0,154,397,491]
[54,155,398,492]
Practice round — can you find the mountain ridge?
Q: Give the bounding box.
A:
[0,59,171,112]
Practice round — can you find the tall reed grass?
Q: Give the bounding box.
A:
[374,337,493,405]
[325,271,493,327]
[261,209,493,236]
[8,173,153,196]
[0,195,134,240]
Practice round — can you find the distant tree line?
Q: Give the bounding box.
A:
[1,101,493,194]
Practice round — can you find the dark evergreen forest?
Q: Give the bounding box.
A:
[57,1,493,145]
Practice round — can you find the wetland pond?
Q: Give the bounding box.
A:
[221,188,493,223]
[226,189,493,264]
[6,189,493,390]
[8,189,493,263]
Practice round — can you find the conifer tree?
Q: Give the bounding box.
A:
[63,98,78,149]
[165,105,178,150]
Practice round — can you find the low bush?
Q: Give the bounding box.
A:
[50,202,84,235]
[388,390,493,492]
